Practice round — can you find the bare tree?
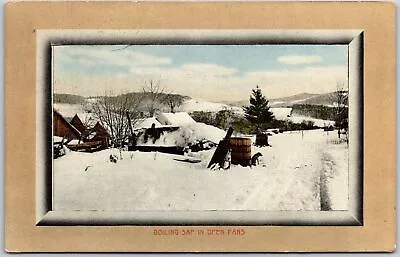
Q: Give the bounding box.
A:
[331,81,349,139]
[142,80,169,116]
[86,92,142,147]
[79,102,98,130]
[166,94,184,113]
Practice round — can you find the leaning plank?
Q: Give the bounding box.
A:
[207,127,233,168]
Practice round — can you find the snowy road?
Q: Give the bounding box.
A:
[53,129,348,212]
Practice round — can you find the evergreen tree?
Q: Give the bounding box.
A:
[243,86,275,132]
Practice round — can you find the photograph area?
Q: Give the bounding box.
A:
[52,44,349,213]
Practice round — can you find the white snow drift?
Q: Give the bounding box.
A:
[53,129,348,212]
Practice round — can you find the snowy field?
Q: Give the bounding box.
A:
[288,114,335,127]
[181,99,243,113]
[53,129,348,212]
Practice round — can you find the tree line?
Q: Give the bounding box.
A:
[54,93,85,104]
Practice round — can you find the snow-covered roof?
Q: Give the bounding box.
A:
[53,136,64,143]
[157,112,196,126]
[134,117,162,129]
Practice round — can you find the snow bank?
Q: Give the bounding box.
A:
[321,139,349,210]
[157,112,196,126]
[53,129,349,212]
[288,115,335,127]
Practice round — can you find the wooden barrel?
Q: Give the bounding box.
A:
[255,133,269,146]
[229,137,252,166]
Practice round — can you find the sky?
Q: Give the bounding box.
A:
[53,44,348,102]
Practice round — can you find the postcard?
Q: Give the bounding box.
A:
[5,2,396,252]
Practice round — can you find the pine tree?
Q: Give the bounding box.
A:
[243,86,275,132]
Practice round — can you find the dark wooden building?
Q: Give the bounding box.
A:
[53,110,81,140]
[54,110,111,151]
[91,122,110,148]
[70,114,86,134]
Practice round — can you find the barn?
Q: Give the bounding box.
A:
[91,122,111,149]
[70,114,87,134]
[53,110,81,140]
[69,114,110,148]
[53,110,111,152]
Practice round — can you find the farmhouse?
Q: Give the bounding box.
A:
[70,114,86,134]
[53,110,111,152]
[129,112,199,154]
[70,115,110,149]
[91,122,111,149]
[53,110,81,140]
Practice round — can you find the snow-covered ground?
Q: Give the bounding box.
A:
[270,107,292,120]
[53,129,348,212]
[288,115,335,127]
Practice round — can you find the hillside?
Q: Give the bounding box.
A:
[55,91,342,110]
[270,93,316,107]
[53,93,85,104]
[269,92,338,107]
[297,92,338,106]
[223,92,337,108]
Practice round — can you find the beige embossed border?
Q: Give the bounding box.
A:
[5,1,396,252]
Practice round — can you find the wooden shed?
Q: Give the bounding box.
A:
[90,122,110,149]
[70,114,87,134]
[53,110,81,140]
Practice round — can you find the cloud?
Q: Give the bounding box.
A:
[55,46,172,69]
[53,46,347,101]
[278,55,322,65]
[55,63,347,102]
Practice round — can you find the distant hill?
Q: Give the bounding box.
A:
[295,92,338,106]
[270,93,318,106]
[53,94,85,104]
[119,92,190,101]
[224,92,341,108]
[269,92,338,107]
[54,91,341,115]
[54,92,190,104]
[222,100,248,108]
